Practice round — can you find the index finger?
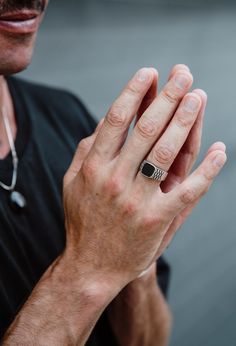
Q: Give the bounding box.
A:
[88,68,156,162]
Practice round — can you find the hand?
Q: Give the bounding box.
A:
[63,65,226,290]
[135,65,224,259]
[136,64,209,272]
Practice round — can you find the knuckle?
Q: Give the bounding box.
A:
[106,104,127,128]
[176,112,194,128]
[122,200,139,216]
[203,169,217,182]
[142,215,156,228]
[78,138,90,153]
[104,176,124,197]
[81,159,98,182]
[161,88,179,105]
[179,186,198,205]
[125,82,140,96]
[142,213,163,229]
[153,145,173,165]
[136,117,157,139]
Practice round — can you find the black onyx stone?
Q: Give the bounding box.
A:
[141,162,155,177]
[9,191,27,212]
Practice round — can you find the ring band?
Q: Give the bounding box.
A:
[140,160,168,181]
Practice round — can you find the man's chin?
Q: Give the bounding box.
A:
[0,31,38,76]
[1,59,32,76]
[0,45,35,76]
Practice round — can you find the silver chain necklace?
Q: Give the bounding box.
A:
[0,106,27,211]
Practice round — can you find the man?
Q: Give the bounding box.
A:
[0,0,226,345]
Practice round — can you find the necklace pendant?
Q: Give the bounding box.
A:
[9,191,27,212]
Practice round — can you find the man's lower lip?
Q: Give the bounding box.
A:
[0,16,40,34]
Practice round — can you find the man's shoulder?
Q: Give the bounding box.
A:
[9,75,73,96]
[8,76,97,135]
[8,76,85,110]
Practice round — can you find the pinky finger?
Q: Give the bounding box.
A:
[136,68,158,122]
[167,146,227,215]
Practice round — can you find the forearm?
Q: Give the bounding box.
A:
[107,266,172,346]
[2,254,119,346]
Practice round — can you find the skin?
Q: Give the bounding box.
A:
[0,1,227,345]
[0,0,48,159]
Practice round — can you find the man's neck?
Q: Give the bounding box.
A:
[0,75,17,159]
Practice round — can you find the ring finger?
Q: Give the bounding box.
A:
[136,91,202,189]
[117,69,193,179]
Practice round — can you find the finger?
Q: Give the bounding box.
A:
[88,68,156,161]
[206,141,226,154]
[118,70,193,179]
[64,118,104,186]
[168,64,190,81]
[155,200,199,258]
[136,68,158,121]
[166,147,227,215]
[95,118,105,133]
[156,142,226,257]
[161,89,207,192]
[136,92,202,189]
[136,65,190,123]
[177,89,207,172]
[77,118,105,162]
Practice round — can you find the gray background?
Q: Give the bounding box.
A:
[21,1,236,345]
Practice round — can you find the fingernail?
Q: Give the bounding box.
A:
[174,73,190,90]
[213,153,226,168]
[177,64,190,72]
[137,68,152,82]
[184,96,200,112]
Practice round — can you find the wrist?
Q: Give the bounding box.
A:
[108,263,157,312]
[3,253,123,346]
[129,263,157,287]
[30,253,124,344]
[58,250,124,307]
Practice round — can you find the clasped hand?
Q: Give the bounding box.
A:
[63,65,226,290]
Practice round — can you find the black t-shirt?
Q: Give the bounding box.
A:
[0,77,170,344]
